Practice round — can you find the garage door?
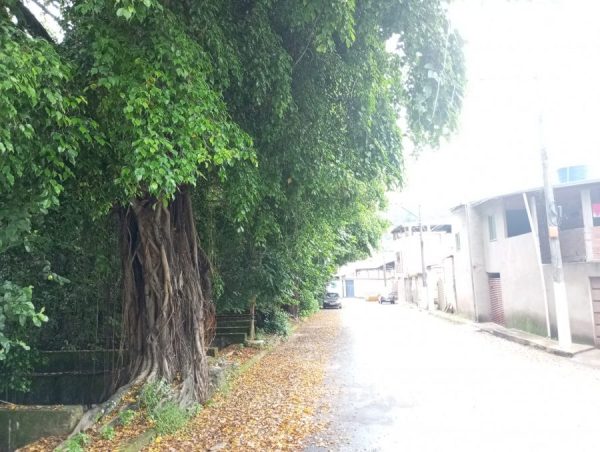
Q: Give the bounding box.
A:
[591,277,600,345]
[489,273,505,326]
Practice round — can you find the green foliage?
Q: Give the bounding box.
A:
[64,0,254,207]
[140,379,172,412]
[259,309,291,337]
[298,288,321,318]
[0,21,88,248]
[139,380,195,434]
[0,346,40,393]
[0,282,47,359]
[118,409,136,426]
[100,425,115,441]
[57,433,90,452]
[150,401,190,435]
[0,14,89,362]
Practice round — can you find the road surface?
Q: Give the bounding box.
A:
[312,299,600,452]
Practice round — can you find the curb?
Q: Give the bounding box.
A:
[480,327,572,357]
[410,303,595,359]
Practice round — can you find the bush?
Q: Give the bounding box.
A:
[118,408,136,426]
[259,308,290,336]
[140,380,172,411]
[100,425,115,440]
[0,346,40,393]
[298,289,320,317]
[151,401,190,434]
[57,433,90,452]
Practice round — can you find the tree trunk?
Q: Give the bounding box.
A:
[119,187,215,404]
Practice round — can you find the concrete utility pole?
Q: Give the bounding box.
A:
[540,119,572,348]
[418,206,432,310]
[523,192,551,338]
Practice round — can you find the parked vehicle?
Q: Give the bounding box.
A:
[379,290,397,304]
[323,292,342,309]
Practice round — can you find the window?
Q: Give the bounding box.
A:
[488,215,497,241]
[505,209,531,237]
[455,232,461,251]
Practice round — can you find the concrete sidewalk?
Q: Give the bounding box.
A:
[410,303,599,363]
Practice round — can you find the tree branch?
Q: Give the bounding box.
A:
[31,0,61,24]
[14,0,54,42]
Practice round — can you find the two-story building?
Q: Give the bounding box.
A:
[452,178,600,345]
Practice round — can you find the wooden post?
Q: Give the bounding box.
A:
[249,295,256,341]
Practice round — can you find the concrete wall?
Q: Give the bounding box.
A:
[498,234,549,336]
[399,275,421,305]
[478,198,504,272]
[469,206,493,321]
[560,228,587,262]
[543,262,600,345]
[1,405,84,451]
[352,278,389,299]
[451,207,477,319]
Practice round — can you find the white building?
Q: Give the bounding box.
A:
[452,178,600,345]
[391,223,456,310]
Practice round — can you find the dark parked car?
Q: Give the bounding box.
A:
[323,292,342,309]
[379,290,397,304]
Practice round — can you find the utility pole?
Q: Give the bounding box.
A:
[418,205,432,310]
[540,117,572,348]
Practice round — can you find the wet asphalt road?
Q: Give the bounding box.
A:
[317,299,600,452]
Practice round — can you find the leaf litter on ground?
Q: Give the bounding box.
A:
[147,310,342,451]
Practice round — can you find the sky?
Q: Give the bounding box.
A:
[388,0,600,222]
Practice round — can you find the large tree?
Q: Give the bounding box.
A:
[1,0,464,405]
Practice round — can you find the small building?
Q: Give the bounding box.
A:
[391,222,455,310]
[452,179,600,345]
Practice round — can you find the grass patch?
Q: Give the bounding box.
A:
[100,425,116,441]
[56,433,90,452]
[140,380,172,412]
[150,401,190,434]
[119,408,137,426]
[139,380,199,435]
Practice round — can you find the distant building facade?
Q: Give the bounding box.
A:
[391,222,456,310]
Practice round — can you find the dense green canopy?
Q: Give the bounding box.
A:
[1,0,464,399]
